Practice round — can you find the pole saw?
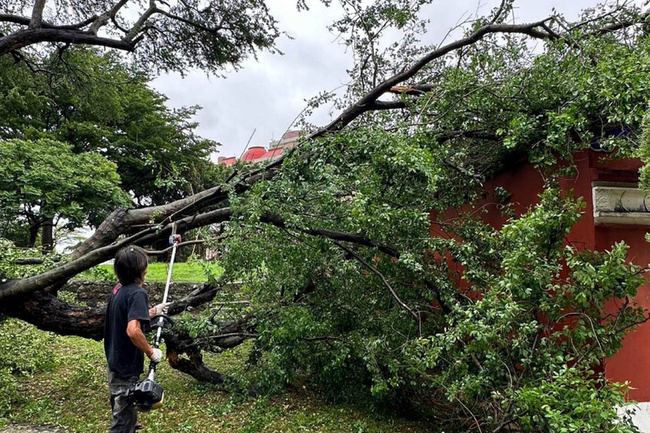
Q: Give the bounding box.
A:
[127,229,181,411]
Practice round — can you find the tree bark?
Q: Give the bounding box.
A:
[0,290,106,339]
[29,0,47,29]
[166,338,227,385]
[0,207,233,301]
[28,223,40,248]
[41,216,54,254]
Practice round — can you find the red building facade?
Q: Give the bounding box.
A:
[433,149,650,403]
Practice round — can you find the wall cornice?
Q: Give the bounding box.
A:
[593,182,650,225]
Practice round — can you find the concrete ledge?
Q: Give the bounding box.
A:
[593,183,650,225]
[619,402,650,432]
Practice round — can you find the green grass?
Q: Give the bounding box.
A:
[76,261,223,283]
[0,321,432,433]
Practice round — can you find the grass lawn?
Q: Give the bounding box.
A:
[0,320,432,433]
[76,261,223,283]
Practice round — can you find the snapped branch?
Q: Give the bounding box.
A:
[0,207,233,301]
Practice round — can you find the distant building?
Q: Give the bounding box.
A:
[217,130,303,165]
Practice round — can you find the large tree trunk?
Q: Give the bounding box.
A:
[0,282,252,386]
[28,223,40,248]
[0,291,106,339]
[42,216,54,254]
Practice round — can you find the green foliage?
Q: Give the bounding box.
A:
[75,265,115,283]
[406,190,643,431]
[0,48,220,206]
[0,239,63,281]
[412,33,650,181]
[0,138,130,246]
[513,372,636,433]
[0,239,27,281]
[318,14,650,187]
[217,119,646,431]
[637,112,650,192]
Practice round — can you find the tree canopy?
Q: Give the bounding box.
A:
[0,47,222,250]
[0,138,129,249]
[0,0,282,75]
[0,48,220,206]
[2,1,650,432]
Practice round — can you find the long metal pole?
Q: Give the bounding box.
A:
[155,233,178,345]
[147,229,179,380]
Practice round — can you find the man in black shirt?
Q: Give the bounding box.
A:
[104,246,167,433]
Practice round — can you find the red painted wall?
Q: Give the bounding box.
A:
[599,224,650,400]
[433,150,650,400]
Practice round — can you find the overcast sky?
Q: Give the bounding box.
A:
[151,0,614,160]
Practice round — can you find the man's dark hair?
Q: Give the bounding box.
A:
[114,246,148,285]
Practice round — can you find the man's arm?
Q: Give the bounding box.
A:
[126,319,154,358]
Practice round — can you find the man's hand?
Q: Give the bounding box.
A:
[149,347,163,363]
[151,302,170,317]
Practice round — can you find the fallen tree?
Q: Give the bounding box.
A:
[2,1,650,431]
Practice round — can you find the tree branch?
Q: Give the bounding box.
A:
[72,184,232,259]
[331,240,421,334]
[0,207,233,300]
[259,213,401,258]
[88,0,130,35]
[153,8,223,34]
[0,13,99,31]
[0,28,135,57]
[29,0,47,29]
[146,240,205,256]
[310,19,557,138]
[489,0,510,25]
[123,2,158,42]
[66,15,99,30]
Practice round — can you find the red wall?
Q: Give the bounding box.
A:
[598,223,650,400]
[433,150,650,401]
